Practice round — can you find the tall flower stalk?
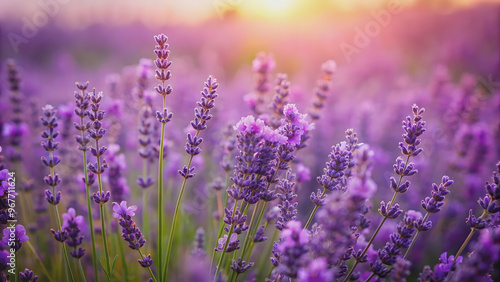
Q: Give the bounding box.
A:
[163,76,219,280]
[153,33,174,282]
[73,81,99,281]
[344,104,426,281]
[113,201,157,282]
[41,104,75,281]
[87,89,112,281]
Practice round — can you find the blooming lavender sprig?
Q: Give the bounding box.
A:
[401,177,454,259]
[112,201,157,281]
[192,227,206,258]
[345,104,425,281]
[105,144,129,202]
[1,224,28,252]
[137,106,154,189]
[153,33,174,282]
[86,88,112,280]
[305,129,357,230]
[164,76,219,279]
[269,73,290,129]
[271,220,309,279]
[214,115,270,279]
[41,105,62,205]
[309,146,374,280]
[40,104,74,280]
[275,171,298,231]
[367,210,422,280]
[418,252,463,282]
[4,59,24,163]
[62,208,85,259]
[19,268,38,282]
[309,60,336,121]
[454,228,500,281]
[448,162,500,269]
[245,52,275,115]
[73,81,99,281]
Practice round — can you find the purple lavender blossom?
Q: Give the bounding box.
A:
[40,104,62,206]
[297,258,334,282]
[112,201,146,250]
[418,252,463,281]
[215,233,240,253]
[105,144,129,202]
[274,220,310,279]
[19,268,38,282]
[309,60,336,121]
[179,76,219,179]
[1,224,29,252]
[61,208,85,259]
[275,171,298,231]
[454,228,500,281]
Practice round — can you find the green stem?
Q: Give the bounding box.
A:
[54,205,75,282]
[344,155,410,281]
[139,249,158,282]
[117,230,129,281]
[99,205,111,281]
[78,260,87,282]
[49,150,75,282]
[157,95,166,282]
[163,129,200,280]
[142,159,149,242]
[364,273,376,282]
[81,131,99,282]
[453,210,489,263]
[214,202,239,281]
[26,241,55,282]
[303,188,326,230]
[96,138,111,281]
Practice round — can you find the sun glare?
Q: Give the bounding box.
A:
[239,0,304,21]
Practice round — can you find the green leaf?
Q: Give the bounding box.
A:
[99,259,109,276]
[111,254,118,272]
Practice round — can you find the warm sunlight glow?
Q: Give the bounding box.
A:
[238,0,305,21]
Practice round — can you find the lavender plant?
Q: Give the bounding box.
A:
[40,104,75,281]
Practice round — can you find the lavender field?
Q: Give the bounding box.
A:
[0,0,499,281]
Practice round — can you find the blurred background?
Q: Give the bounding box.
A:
[0,0,499,279]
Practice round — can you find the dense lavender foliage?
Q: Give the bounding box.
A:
[0,2,499,281]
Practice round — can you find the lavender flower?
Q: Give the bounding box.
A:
[62,208,85,259]
[418,252,462,281]
[1,224,28,252]
[309,60,336,121]
[215,233,240,253]
[269,73,290,129]
[275,171,298,231]
[19,268,38,282]
[87,89,111,203]
[454,228,500,281]
[231,258,254,274]
[113,201,146,250]
[105,144,129,202]
[297,258,334,282]
[274,220,309,279]
[137,105,154,189]
[192,227,206,258]
[245,52,275,114]
[40,105,62,206]
[179,76,219,178]
[73,81,91,152]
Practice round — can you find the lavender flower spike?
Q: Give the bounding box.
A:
[112,201,157,281]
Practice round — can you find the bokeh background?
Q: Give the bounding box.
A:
[0,0,499,280]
